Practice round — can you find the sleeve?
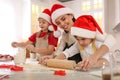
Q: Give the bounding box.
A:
[95,40,103,49]
[54,34,66,55]
[95,40,110,62]
[48,33,58,47]
[63,42,80,58]
[102,52,110,62]
[28,32,37,43]
[96,31,116,49]
[103,34,116,49]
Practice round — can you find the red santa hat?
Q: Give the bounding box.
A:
[71,15,103,39]
[38,8,61,37]
[38,8,51,24]
[51,4,73,25]
[49,20,61,38]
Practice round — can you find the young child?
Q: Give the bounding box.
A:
[11,8,58,60]
[70,15,116,70]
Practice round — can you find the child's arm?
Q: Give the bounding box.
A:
[12,32,37,48]
[76,45,109,71]
[77,58,108,71]
[11,40,33,48]
[26,44,55,55]
[83,45,109,68]
[80,34,116,71]
[93,34,116,60]
[93,58,108,68]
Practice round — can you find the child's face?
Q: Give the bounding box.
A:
[55,14,74,31]
[38,18,50,32]
[75,36,92,47]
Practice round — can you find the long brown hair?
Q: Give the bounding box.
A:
[64,15,76,33]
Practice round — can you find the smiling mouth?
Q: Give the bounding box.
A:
[63,26,68,29]
[41,27,44,28]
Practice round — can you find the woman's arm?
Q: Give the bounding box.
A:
[55,42,80,59]
[55,53,66,59]
[54,39,66,55]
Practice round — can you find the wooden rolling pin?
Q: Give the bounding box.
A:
[46,59,76,70]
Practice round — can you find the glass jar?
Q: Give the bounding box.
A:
[111,49,120,80]
[102,62,111,80]
[30,52,36,60]
[14,48,26,65]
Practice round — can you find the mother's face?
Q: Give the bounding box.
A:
[55,14,74,31]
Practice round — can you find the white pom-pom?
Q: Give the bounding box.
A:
[96,30,107,41]
[48,25,54,31]
[53,30,61,38]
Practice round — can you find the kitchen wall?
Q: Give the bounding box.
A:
[104,0,120,33]
[0,0,31,55]
[106,0,120,50]
[32,0,61,10]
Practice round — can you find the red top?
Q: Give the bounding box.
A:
[29,32,58,47]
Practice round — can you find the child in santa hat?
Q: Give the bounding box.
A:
[11,8,58,60]
[39,4,116,67]
[71,15,116,70]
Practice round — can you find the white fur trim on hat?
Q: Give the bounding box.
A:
[48,25,54,31]
[71,27,96,38]
[53,30,61,38]
[95,30,107,41]
[39,13,51,23]
[51,8,73,25]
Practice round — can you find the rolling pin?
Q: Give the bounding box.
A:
[46,59,76,70]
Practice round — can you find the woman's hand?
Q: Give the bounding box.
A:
[39,55,54,65]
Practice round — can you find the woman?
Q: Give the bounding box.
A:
[40,4,82,63]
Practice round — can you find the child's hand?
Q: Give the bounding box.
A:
[76,55,98,71]
[39,55,53,65]
[84,55,98,69]
[26,44,35,52]
[11,42,18,47]
[76,60,90,71]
